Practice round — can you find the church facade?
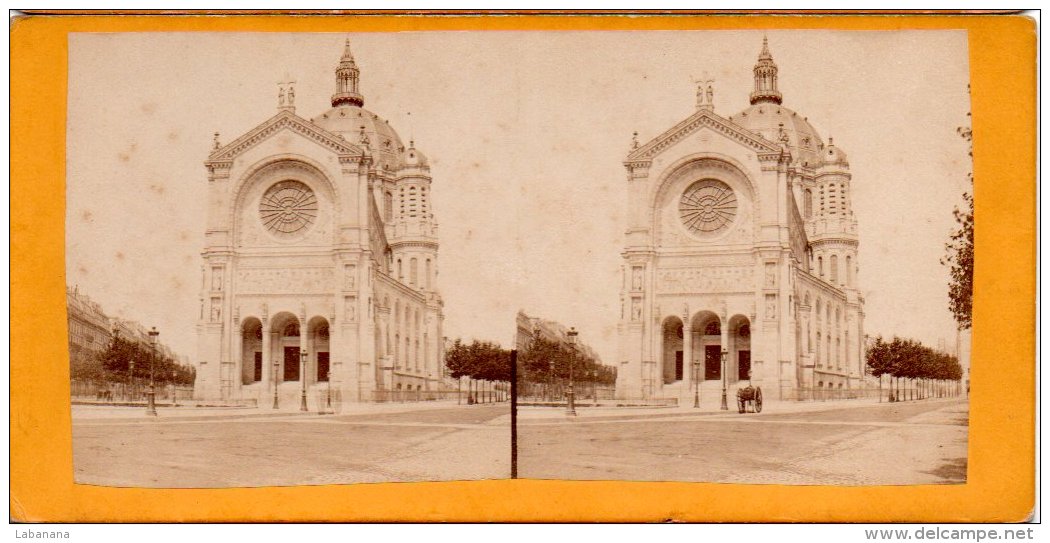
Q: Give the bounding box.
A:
[195,41,444,406]
[616,39,865,402]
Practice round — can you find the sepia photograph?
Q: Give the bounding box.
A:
[66,29,971,489]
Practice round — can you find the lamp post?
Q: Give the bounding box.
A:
[299,350,309,412]
[113,325,129,401]
[565,327,578,416]
[548,360,554,403]
[693,358,701,408]
[591,369,598,406]
[326,370,332,411]
[272,357,280,409]
[146,327,159,416]
[171,369,178,407]
[719,347,729,411]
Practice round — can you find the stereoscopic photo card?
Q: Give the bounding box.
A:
[10,12,1035,522]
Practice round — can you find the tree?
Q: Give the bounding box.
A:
[943,119,974,330]
[69,348,106,384]
[444,338,513,402]
[94,330,194,386]
[519,337,569,382]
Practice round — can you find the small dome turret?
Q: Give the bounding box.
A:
[821,137,849,169]
[403,140,429,169]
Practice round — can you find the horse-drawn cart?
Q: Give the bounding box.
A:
[736,384,762,413]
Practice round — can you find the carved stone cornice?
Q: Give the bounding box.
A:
[389,239,439,250]
[626,110,780,163]
[208,110,364,162]
[206,161,232,178]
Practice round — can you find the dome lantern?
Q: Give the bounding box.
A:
[331,39,365,107]
[749,36,783,106]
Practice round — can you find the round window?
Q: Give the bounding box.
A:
[679,179,737,235]
[259,180,318,238]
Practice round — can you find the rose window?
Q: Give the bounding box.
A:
[679,179,737,235]
[259,180,317,238]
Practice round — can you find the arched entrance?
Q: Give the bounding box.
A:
[691,311,722,381]
[661,316,684,384]
[308,316,330,383]
[240,317,263,385]
[269,312,301,384]
[729,315,752,383]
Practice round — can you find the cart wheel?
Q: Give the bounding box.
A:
[738,399,746,413]
[754,387,763,413]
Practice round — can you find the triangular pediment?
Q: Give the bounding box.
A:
[626,108,781,163]
[207,110,363,162]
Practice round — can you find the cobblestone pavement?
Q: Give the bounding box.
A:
[73,404,509,488]
[517,398,968,485]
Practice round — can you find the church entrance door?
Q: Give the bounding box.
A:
[317,352,330,381]
[704,345,721,380]
[738,350,751,381]
[674,351,684,381]
[284,346,300,381]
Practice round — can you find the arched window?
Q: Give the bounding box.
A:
[410,258,418,286]
[383,191,393,223]
[425,259,432,290]
[846,255,853,287]
[831,255,839,284]
[704,320,721,336]
[816,332,822,366]
[804,189,813,218]
[818,256,824,278]
[397,259,403,281]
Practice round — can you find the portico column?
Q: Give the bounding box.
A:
[681,312,693,390]
[261,320,272,401]
[232,319,243,398]
[720,312,729,379]
[300,317,308,397]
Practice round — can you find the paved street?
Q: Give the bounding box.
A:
[73,404,509,487]
[73,398,967,488]
[518,398,968,485]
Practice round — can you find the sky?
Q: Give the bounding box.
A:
[66,30,972,367]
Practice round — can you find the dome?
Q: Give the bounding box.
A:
[821,138,849,169]
[310,104,406,171]
[728,104,824,168]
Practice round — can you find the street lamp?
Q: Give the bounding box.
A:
[129,358,135,403]
[719,347,729,411]
[548,360,555,403]
[272,356,280,409]
[693,358,701,408]
[146,327,159,416]
[326,370,332,411]
[565,327,578,416]
[591,369,598,406]
[171,369,178,408]
[299,350,309,412]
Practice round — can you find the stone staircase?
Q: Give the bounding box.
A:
[659,379,733,408]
